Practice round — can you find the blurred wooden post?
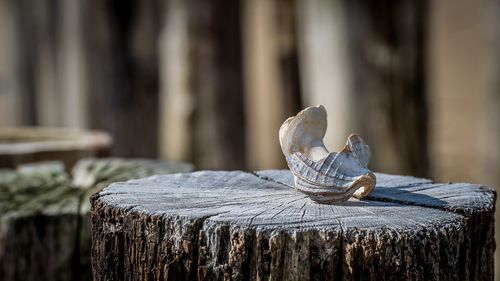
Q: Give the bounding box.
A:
[428,0,500,275]
[86,0,161,158]
[343,0,429,177]
[296,0,353,151]
[32,0,61,126]
[1,0,88,128]
[59,0,88,128]
[487,3,500,276]
[0,159,193,281]
[429,0,500,189]
[4,0,88,128]
[0,0,20,126]
[9,0,38,125]
[297,0,429,177]
[159,0,193,163]
[243,0,302,170]
[189,0,246,169]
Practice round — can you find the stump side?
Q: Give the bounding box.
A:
[0,163,82,281]
[258,170,497,281]
[91,170,495,281]
[73,158,194,281]
[0,159,193,281]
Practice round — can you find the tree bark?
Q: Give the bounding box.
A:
[72,158,193,281]
[0,158,193,281]
[91,170,495,281]
[0,162,81,281]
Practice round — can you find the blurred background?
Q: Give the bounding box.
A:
[0,0,499,276]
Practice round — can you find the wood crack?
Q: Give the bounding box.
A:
[90,170,495,280]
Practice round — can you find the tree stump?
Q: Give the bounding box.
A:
[91,170,495,281]
[0,127,112,169]
[0,158,193,281]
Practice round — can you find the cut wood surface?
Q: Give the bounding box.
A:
[0,158,193,281]
[91,170,495,281]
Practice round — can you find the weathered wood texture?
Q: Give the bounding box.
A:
[72,158,194,281]
[91,170,495,281]
[0,158,193,281]
[0,127,111,169]
[0,162,81,281]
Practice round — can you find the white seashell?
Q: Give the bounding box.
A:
[279,105,376,203]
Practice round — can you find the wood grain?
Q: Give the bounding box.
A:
[91,170,495,280]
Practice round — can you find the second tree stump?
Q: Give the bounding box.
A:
[0,158,193,281]
[91,170,495,281]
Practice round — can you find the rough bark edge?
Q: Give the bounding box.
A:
[254,170,497,280]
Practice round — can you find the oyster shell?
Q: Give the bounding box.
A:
[279,105,376,203]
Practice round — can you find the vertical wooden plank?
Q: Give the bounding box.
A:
[491,4,500,275]
[86,0,161,157]
[159,0,193,163]
[9,0,38,125]
[3,0,88,128]
[32,0,61,126]
[488,1,500,193]
[189,0,246,169]
[429,0,497,184]
[344,0,429,177]
[275,0,303,119]
[0,0,19,126]
[243,0,302,170]
[428,0,500,275]
[296,0,353,151]
[59,0,88,128]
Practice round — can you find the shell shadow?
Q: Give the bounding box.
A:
[366,185,449,208]
[255,169,449,208]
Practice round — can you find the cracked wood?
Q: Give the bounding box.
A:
[91,170,495,281]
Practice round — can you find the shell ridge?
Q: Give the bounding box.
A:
[280,106,376,203]
[288,152,370,182]
[295,175,371,202]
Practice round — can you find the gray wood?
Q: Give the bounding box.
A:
[91,170,495,280]
[72,158,194,281]
[0,162,82,281]
[257,170,495,280]
[0,158,193,281]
